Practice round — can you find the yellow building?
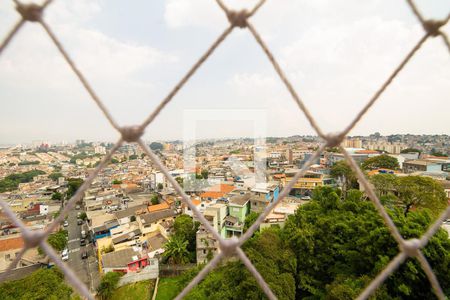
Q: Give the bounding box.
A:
[282,170,334,197]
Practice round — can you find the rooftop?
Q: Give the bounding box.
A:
[102,247,141,268]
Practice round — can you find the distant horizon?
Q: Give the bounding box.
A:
[1,132,449,147]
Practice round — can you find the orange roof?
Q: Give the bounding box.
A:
[148,202,170,212]
[200,184,235,199]
[0,236,24,252]
[273,174,286,179]
[192,199,201,206]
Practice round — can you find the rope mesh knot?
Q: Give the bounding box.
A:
[120,125,144,143]
[423,19,445,37]
[325,132,345,148]
[227,10,249,28]
[401,238,421,257]
[16,3,43,22]
[220,236,239,256]
[22,230,45,249]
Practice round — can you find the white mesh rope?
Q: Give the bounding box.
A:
[0,0,450,299]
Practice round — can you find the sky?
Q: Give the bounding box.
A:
[0,0,449,144]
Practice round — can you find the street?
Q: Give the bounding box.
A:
[66,208,100,292]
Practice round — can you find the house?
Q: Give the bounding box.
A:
[137,209,177,237]
[282,170,334,197]
[196,224,219,265]
[183,199,205,217]
[403,159,449,174]
[145,233,167,258]
[101,247,149,274]
[91,219,120,241]
[249,183,280,213]
[224,193,250,238]
[203,203,228,238]
[114,204,147,225]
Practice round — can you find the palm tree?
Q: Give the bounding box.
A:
[163,235,189,274]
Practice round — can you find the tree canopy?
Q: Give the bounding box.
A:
[370,174,448,217]
[163,235,190,265]
[173,214,200,262]
[362,154,399,170]
[149,142,163,151]
[180,186,450,299]
[48,172,63,181]
[330,160,358,194]
[0,170,45,192]
[0,268,72,300]
[400,148,421,154]
[66,178,84,198]
[97,271,122,300]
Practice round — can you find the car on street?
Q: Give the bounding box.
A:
[80,238,86,246]
[77,219,83,225]
[81,251,88,259]
[61,249,69,261]
[63,220,69,227]
[75,205,81,210]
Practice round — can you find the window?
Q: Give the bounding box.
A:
[5,254,10,260]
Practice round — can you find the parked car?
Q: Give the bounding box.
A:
[77,212,81,218]
[75,205,81,210]
[77,219,83,225]
[81,251,88,259]
[63,220,69,227]
[80,238,86,246]
[61,249,69,261]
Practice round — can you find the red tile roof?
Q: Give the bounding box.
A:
[0,236,24,252]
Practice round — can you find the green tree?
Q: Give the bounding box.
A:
[181,227,297,300]
[395,176,447,217]
[330,160,358,194]
[110,158,119,164]
[201,169,209,179]
[51,192,63,201]
[149,142,163,151]
[244,211,260,232]
[361,154,399,170]
[79,212,87,221]
[157,183,164,191]
[401,148,421,154]
[151,194,159,205]
[175,176,184,188]
[283,186,450,299]
[0,268,72,300]
[66,178,84,198]
[48,172,63,181]
[38,230,67,255]
[128,154,138,160]
[430,149,448,157]
[163,235,190,267]
[112,179,122,185]
[0,170,45,192]
[370,174,397,197]
[97,272,122,300]
[173,215,200,262]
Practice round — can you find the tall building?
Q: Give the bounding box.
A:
[343,138,362,148]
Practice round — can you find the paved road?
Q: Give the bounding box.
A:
[66,208,100,292]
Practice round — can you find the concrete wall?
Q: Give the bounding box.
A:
[117,262,159,287]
